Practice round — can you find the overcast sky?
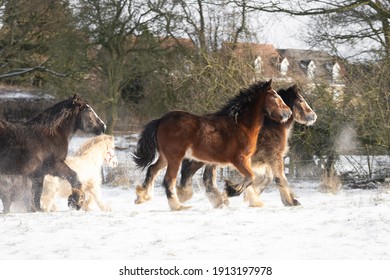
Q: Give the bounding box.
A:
[259,13,310,50]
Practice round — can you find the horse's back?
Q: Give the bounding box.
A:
[157,110,200,141]
[157,110,245,164]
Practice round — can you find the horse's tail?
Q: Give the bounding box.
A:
[224,180,246,197]
[132,118,160,169]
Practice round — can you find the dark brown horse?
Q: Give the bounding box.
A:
[133,80,292,210]
[177,85,317,208]
[0,95,106,213]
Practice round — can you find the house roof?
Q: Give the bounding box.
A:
[278,48,343,82]
[221,42,282,77]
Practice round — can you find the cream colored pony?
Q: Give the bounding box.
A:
[41,134,118,211]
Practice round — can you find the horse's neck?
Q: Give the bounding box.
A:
[285,120,295,140]
[57,117,78,140]
[255,119,293,158]
[239,95,266,137]
[72,147,105,167]
[264,116,294,130]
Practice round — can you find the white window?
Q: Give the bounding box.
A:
[307,61,316,79]
[280,58,289,75]
[254,56,262,74]
[332,62,340,82]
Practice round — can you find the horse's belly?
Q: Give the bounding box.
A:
[184,148,232,167]
[0,155,36,175]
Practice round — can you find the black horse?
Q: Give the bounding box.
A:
[0,95,106,213]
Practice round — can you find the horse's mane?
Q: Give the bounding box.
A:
[277,85,299,109]
[26,95,85,133]
[214,80,270,120]
[74,134,113,157]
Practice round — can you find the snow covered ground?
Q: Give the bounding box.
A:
[1,134,389,262]
[1,134,389,279]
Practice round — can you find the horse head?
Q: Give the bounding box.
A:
[73,95,106,135]
[279,85,317,126]
[263,80,292,123]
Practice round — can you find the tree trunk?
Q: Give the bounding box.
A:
[105,99,118,135]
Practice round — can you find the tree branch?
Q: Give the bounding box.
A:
[0,66,69,79]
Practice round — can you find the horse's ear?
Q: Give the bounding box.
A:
[265,79,273,90]
[72,94,84,106]
[72,94,78,104]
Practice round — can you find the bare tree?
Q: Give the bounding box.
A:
[75,0,169,133]
[158,0,258,52]
[246,0,390,59]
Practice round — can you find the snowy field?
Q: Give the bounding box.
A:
[1,134,389,261]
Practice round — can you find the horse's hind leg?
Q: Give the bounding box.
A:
[31,177,44,212]
[0,195,11,214]
[164,160,191,211]
[135,156,167,204]
[203,165,229,208]
[177,159,204,203]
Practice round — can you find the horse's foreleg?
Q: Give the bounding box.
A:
[135,156,166,204]
[224,157,254,198]
[31,177,44,212]
[49,162,84,210]
[86,179,111,211]
[177,159,204,203]
[244,164,272,207]
[271,159,300,206]
[202,164,228,208]
[244,186,265,207]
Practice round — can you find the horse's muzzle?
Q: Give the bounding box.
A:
[95,122,106,135]
[306,112,317,126]
[281,110,292,123]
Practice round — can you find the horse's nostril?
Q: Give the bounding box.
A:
[309,113,317,122]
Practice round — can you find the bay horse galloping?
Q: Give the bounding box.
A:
[177,85,317,208]
[0,95,106,213]
[133,80,292,211]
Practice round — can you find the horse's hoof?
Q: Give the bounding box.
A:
[176,187,193,203]
[29,206,43,212]
[213,202,228,209]
[135,185,151,204]
[171,205,191,211]
[224,180,243,197]
[134,197,148,204]
[248,200,265,207]
[293,199,301,206]
[168,198,191,211]
[223,198,230,207]
[283,197,301,207]
[68,189,85,210]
